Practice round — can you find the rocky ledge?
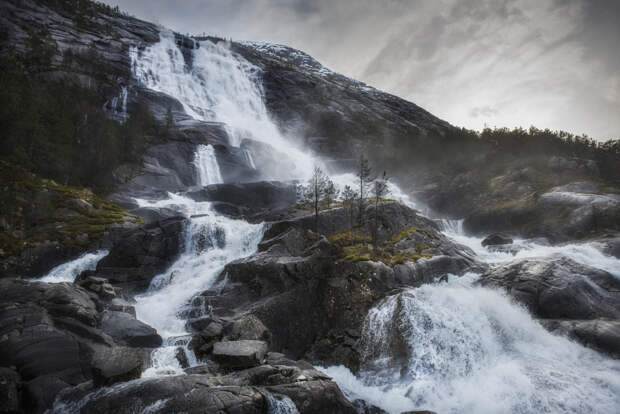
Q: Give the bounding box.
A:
[480,255,620,357]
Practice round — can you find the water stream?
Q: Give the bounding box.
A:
[42,31,620,413]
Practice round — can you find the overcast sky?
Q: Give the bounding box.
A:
[105,0,620,140]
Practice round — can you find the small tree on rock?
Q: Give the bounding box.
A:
[306,165,329,232]
[371,171,390,248]
[324,180,338,209]
[356,154,373,225]
[342,185,358,244]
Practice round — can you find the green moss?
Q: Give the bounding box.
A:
[391,227,437,244]
[328,231,371,247]
[0,160,138,258]
[340,243,433,266]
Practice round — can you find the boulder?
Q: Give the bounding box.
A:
[100,311,162,348]
[212,340,268,369]
[91,347,144,387]
[0,279,156,412]
[481,233,513,246]
[480,256,620,320]
[84,216,186,294]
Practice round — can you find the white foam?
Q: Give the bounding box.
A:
[37,250,109,283]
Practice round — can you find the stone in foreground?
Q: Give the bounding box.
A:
[212,340,268,368]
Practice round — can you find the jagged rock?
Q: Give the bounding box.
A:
[0,367,21,414]
[481,233,513,246]
[91,347,144,387]
[100,311,162,348]
[82,217,186,294]
[212,340,268,369]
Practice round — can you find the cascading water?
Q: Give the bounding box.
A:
[194,144,223,185]
[323,273,620,413]
[37,250,109,283]
[133,193,264,376]
[130,31,315,179]
[439,218,620,276]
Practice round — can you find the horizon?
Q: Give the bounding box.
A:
[104,0,620,142]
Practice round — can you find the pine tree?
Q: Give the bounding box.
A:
[371,171,390,248]
[356,154,373,224]
[342,185,358,245]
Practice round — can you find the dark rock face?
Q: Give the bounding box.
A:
[186,181,297,221]
[82,217,186,294]
[0,367,21,414]
[481,233,513,246]
[91,346,145,387]
[0,279,159,413]
[480,256,620,356]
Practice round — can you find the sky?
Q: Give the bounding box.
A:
[105,0,620,140]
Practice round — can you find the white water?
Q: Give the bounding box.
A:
[323,273,620,414]
[130,31,315,179]
[134,193,264,376]
[37,250,109,283]
[267,393,299,414]
[243,148,257,169]
[193,144,223,185]
[439,219,620,277]
[109,86,128,122]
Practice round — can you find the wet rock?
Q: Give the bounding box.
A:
[480,256,620,320]
[85,217,186,294]
[91,347,143,387]
[481,233,513,246]
[100,310,163,348]
[541,319,620,359]
[212,340,268,369]
[0,279,159,412]
[0,367,21,414]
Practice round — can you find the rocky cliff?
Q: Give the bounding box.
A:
[1,1,620,414]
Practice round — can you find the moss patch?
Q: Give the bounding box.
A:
[0,160,140,258]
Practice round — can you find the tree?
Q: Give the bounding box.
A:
[371,171,390,248]
[324,180,338,209]
[306,165,329,232]
[342,185,358,245]
[356,153,373,224]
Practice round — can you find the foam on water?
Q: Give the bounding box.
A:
[37,250,109,283]
[322,274,620,414]
[439,219,620,277]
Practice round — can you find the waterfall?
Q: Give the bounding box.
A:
[243,148,256,169]
[267,394,299,414]
[134,193,264,375]
[438,218,464,235]
[323,273,620,414]
[130,31,315,179]
[193,144,223,186]
[37,250,109,283]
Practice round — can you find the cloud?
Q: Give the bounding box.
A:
[105,0,620,140]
